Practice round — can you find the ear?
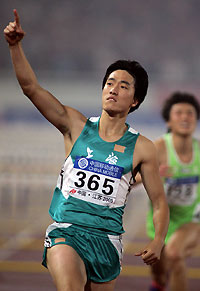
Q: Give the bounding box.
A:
[131,98,139,109]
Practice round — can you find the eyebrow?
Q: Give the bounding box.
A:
[107,77,133,86]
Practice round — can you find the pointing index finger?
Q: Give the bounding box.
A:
[13,9,20,27]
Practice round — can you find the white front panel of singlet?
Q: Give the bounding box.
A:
[68,156,124,206]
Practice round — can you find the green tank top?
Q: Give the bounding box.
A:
[49,117,139,235]
[147,133,200,242]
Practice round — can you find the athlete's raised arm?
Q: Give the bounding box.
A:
[4,9,86,136]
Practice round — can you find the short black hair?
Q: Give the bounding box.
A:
[162,91,200,122]
[102,60,148,113]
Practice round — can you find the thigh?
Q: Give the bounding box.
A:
[47,244,87,290]
[85,278,117,291]
[166,222,200,258]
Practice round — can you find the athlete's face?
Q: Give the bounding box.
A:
[168,103,197,136]
[102,70,137,115]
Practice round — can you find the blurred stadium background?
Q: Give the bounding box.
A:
[0,0,200,290]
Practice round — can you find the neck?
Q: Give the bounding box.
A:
[99,111,128,142]
[171,132,193,162]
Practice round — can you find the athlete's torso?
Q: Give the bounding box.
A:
[49,117,139,234]
[163,133,200,221]
[147,133,200,242]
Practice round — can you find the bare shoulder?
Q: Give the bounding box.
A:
[154,136,167,164]
[63,105,87,140]
[154,136,166,152]
[136,134,155,151]
[63,105,87,122]
[63,106,87,156]
[134,134,157,164]
[63,105,87,128]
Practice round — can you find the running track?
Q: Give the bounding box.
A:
[0,232,200,290]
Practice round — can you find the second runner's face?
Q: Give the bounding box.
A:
[168,103,197,136]
[102,70,137,115]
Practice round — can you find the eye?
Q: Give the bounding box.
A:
[175,110,182,116]
[121,85,128,89]
[107,82,113,86]
[187,111,194,116]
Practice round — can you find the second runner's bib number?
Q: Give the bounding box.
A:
[164,176,199,206]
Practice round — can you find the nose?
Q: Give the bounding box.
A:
[110,84,118,95]
[181,112,190,120]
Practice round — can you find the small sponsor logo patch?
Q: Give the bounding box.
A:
[69,189,77,194]
[114,144,126,153]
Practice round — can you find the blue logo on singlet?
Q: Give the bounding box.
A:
[74,156,124,179]
[78,158,88,169]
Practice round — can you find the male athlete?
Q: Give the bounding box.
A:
[4,9,169,291]
[147,92,200,291]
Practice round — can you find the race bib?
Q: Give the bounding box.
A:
[164,176,199,206]
[68,157,124,206]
